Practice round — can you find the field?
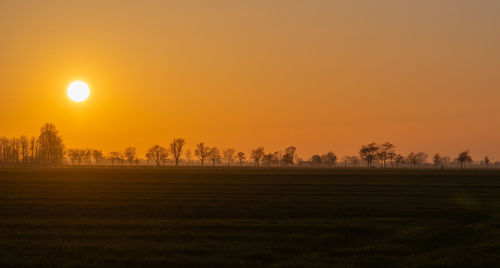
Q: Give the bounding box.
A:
[1,168,500,267]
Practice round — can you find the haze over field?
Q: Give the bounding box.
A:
[1,0,499,158]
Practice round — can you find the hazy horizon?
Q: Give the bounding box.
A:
[1,0,500,159]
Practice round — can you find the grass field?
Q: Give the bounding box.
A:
[1,168,500,267]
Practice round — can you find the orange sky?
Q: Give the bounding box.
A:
[1,0,499,160]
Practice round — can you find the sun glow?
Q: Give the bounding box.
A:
[67,81,90,102]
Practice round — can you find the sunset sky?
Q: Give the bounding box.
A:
[1,0,499,159]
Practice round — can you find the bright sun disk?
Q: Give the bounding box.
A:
[67,81,90,102]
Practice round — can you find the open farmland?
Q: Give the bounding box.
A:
[1,168,500,267]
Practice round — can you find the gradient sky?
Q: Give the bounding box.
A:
[1,0,499,160]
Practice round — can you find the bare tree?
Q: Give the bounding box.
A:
[378,142,395,168]
[456,150,472,168]
[283,146,297,166]
[237,152,246,166]
[19,135,29,163]
[169,138,185,167]
[262,153,275,167]
[433,153,442,168]
[38,123,64,164]
[395,154,405,167]
[407,152,427,168]
[108,151,122,166]
[68,149,80,165]
[350,156,361,167]
[84,149,92,165]
[124,147,137,166]
[251,147,265,166]
[223,148,236,167]
[342,156,351,168]
[29,136,37,163]
[484,156,490,168]
[195,143,210,167]
[208,147,221,167]
[441,156,451,169]
[359,143,378,168]
[185,149,192,167]
[92,150,104,166]
[311,155,321,167]
[11,138,20,163]
[146,145,168,167]
[321,152,337,167]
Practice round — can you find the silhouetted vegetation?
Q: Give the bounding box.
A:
[1,124,497,169]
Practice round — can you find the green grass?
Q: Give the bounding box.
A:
[1,168,500,267]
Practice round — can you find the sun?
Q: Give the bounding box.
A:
[67,81,90,102]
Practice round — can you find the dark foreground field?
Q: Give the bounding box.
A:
[1,168,500,267]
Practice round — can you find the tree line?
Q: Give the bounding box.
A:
[0,124,494,168]
[0,123,64,165]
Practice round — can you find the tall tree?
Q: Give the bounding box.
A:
[311,155,322,167]
[321,152,337,167]
[378,142,395,168]
[394,154,405,167]
[251,147,265,166]
[92,150,104,166]
[169,138,185,167]
[38,123,65,165]
[283,146,297,166]
[68,149,80,165]
[185,149,192,167]
[456,150,472,168]
[237,152,246,166]
[440,156,451,169]
[223,148,236,167]
[146,145,168,167]
[484,156,490,168]
[208,147,221,167]
[262,153,275,167]
[359,143,378,168]
[19,135,29,163]
[195,143,209,166]
[124,147,137,166]
[108,152,122,166]
[29,136,37,163]
[341,156,351,168]
[433,153,442,168]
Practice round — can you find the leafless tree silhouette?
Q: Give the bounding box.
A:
[394,154,405,167]
[378,142,395,168]
[38,123,64,164]
[208,147,221,167]
[68,149,81,165]
[19,135,29,163]
[195,143,209,167]
[251,147,265,167]
[124,147,137,166]
[223,148,236,167]
[456,150,472,168]
[342,156,351,168]
[237,152,246,166]
[185,149,192,166]
[440,156,451,169]
[283,146,296,166]
[311,155,321,167]
[359,143,378,168]
[433,153,442,168]
[321,152,337,167]
[146,145,168,167]
[108,152,122,166]
[484,156,490,168]
[92,150,104,166]
[169,138,185,167]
